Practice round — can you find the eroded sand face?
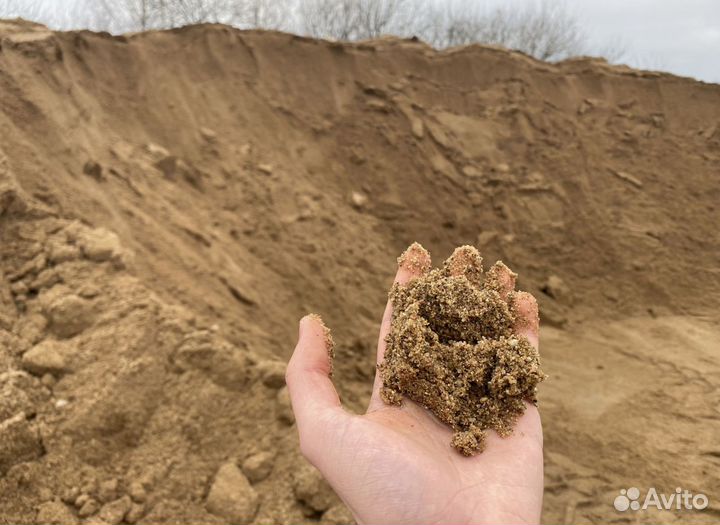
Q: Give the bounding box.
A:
[0,19,719,525]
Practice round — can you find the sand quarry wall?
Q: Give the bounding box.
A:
[0,19,719,524]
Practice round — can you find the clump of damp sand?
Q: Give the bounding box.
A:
[379,244,545,456]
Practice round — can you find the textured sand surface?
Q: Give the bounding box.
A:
[380,245,544,456]
[0,19,719,524]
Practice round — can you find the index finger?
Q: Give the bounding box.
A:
[368,243,431,410]
[487,262,539,351]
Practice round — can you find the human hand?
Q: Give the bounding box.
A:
[285,244,544,525]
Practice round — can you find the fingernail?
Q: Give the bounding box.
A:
[491,261,517,281]
[397,242,431,274]
[298,315,310,339]
[303,313,335,375]
[513,292,540,327]
[301,314,334,347]
[486,261,517,294]
[445,245,483,281]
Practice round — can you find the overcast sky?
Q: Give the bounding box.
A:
[573,0,719,83]
[478,0,719,83]
[1,0,718,83]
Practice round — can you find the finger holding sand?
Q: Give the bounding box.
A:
[481,262,543,448]
[368,243,431,411]
[485,261,517,300]
[445,245,484,285]
[286,314,344,459]
[375,242,432,365]
[485,261,537,350]
[512,291,540,350]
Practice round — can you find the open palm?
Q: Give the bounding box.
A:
[286,245,543,525]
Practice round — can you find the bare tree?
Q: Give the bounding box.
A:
[0,0,58,26]
[158,0,240,26]
[420,0,587,61]
[95,0,160,32]
[421,5,483,48]
[127,0,157,30]
[0,0,626,64]
[93,0,294,33]
[507,1,584,60]
[354,0,415,39]
[300,0,359,40]
[231,0,296,31]
[299,0,417,41]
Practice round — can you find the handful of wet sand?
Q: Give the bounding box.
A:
[379,244,545,456]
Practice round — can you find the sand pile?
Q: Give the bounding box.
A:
[0,19,718,525]
[380,245,544,455]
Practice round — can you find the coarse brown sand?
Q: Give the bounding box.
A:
[380,245,545,455]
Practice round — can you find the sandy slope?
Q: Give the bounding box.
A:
[0,19,719,524]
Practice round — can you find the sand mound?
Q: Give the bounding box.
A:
[0,20,718,524]
[380,245,544,455]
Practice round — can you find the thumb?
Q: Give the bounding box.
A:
[286,314,345,460]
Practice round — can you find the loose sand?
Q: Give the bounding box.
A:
[380,245,544,455]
